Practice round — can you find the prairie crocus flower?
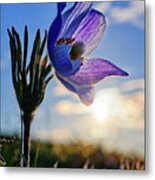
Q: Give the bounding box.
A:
[48,2,128,106]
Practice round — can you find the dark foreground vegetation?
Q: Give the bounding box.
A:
[0,136,144,170]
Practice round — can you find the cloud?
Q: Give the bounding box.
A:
[53,80,70,97]
[54,78,144,130]
[55,100,89,116]
[94,1,144,29]
[33,78,145,155]
[54,78,144,119]
[35,107,46,120]
[110,1,144,28]
[70,82,144,155]
[94,2,112,13]
[121,78,144,91]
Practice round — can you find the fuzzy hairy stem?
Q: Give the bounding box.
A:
[21,112,34,167]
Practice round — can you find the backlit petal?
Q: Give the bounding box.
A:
[73,9,106,56]
[77,86,95,106]
[59,2,92,38]
[56,74,95,106]
[56,73,76,93]
[69,58,129,85]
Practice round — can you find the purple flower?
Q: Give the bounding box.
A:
[48,2,128,106]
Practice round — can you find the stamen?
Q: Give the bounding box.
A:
[66,38,75,44]
[56,38,65,45]
[56,38,84,62]
[56,37,75,45]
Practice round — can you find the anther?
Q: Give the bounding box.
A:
[66,38,75,44]
[56,38,75,45]
[56,38,65,45]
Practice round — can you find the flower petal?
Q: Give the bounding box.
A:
[58,2,66,12]
[69,58,129,85]
[50,45,80,77]
[47,3,66,52]
[72,9,106,56]
[56,73,95,106]
[58,2,92,38]
[56,73,76,93]
[77,86,95,106]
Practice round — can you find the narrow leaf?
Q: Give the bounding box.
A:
[7,29,17,87]
[12,27,22,75]
[44,74,54,87]
[23,26,28,71]
[39,30,47,56]
[29,29,40,91]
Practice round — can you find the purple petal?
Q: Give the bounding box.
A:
[72,9,106,56]
[58,2,66,12]
[58,2,92,38]
[56,73,76,93]
[56,73,95,106]
[50,45,80,77]
[47,3,66,52]
[69,58,129,85]
[77,86,95,106]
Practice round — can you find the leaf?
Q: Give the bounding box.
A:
[29,29,40,91]
[33,55,41,93]
[43,64,52,79]
[12,27,22,77]
[33,31,47,93]
[39,30,47,56]
[23,26,28,71]
[44,74,54,88]
[39,55,48,90]
[7,29,18,91]
[22,26,28,90]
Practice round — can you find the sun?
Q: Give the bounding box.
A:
[91,102,109,122]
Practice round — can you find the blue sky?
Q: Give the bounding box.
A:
[0,1,144,156]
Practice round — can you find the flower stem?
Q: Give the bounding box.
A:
[20,111,24,167]
[21,112,34,167]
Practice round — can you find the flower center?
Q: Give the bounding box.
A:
[57,38,85,62]
[70,42,85,61]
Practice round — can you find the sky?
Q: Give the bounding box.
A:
[0,1,145,156]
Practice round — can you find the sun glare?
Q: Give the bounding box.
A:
[92,102,109,122]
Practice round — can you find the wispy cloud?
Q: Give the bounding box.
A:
[55,100,89,116]
[94,1,112,13]
[121,78,144,90]
[53,80,71,97]
[110,1,144,28]
[54,79,144,126]
[94,1,144,29]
